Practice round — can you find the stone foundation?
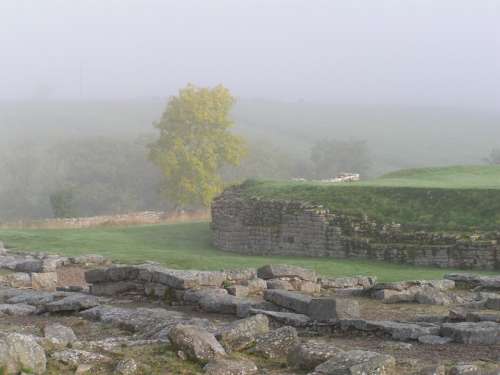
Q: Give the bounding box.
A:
[211,188,499,270]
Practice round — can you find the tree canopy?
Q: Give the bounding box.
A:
[149,84,246,208]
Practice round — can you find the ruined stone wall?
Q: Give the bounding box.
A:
[211,188,499,270]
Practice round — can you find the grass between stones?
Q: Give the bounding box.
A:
[0,222,497,282]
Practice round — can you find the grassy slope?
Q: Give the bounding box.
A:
[1,222,496,282]
[240,166,500,231]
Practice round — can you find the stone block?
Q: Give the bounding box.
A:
[263,289,311,314]
[307,297,360,321]
[31,272,58,291]
[257,264,317,282]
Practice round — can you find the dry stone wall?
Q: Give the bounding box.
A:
[211,188,499,270]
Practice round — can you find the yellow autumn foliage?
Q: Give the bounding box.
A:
[149,84,246,207]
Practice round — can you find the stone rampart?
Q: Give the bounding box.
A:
[211,188,499,270]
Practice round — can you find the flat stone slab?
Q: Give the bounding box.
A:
[257,264,317,282]
[86,265,227,290]
[445,273,500,290]
[287,340,344,370]
[44,294,100,313]
[0,303,37,316]
[310,349,396,375]
[249,308,311,327]
[263,289,359,321]
[198,293,248,315]
[417,335,453,345]
[80,305,215,339]
[264,289,311,314]
[441,321,500,345]
[320,276,376,289]
[339,319,440,341]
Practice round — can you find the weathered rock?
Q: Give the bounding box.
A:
[372,288,415,304]
[445,274,500,291]
[0,303,36,316]
[14,259,43,273]
[441,321,500,344]
[183,288,228,305]
[168,324,226,364]
[216,314,269,352]
[31,272,58,291]
[75,364,94,374]
[465,311,500,323]
[449,308,468,321]
[478,276,500,290]
[1,272,32,288]
[417,365,446,375]
[45,294,100,313]
[198,293,245,315]
[379,341,413,351]
[287,340,344,370]
[224,268,257,283]
[484,293,500,310]
[0,333,47,374]
[52,349,112,367]
[90,281,143,296]
[371,280,455,305]
[72,337,161,355]
[320,276,376,289]
[71,254,111,267]
[448,364,481,375]
[84,268,108,284]
[263,289,311,314]
[257,264,317,282]
[366,321,440,341]
[81,305,214,339]
[415,287,452,305]
[308,297,360,321]
[310,350,396,375]
[6,290,63,306]
[227,285,249,298]
[203,358,258,375]
[44,323,77,348]
[41,256,66,272]
[115,358,139,375]
[266,278,294,290]
[249,308,311,327]
[417,335,452,345]
[241,278,267,294]
[144,282,169,298]
[254,326,299,359]
[291,280,321,294]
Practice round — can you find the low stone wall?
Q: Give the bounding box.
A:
[211,188,500,270]
[0,210,210,229]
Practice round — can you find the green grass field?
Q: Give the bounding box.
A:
[364,165,500,189]
[0,222,497,282]
[240,166,500,231]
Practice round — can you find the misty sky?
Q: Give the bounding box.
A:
[1,0,499,109]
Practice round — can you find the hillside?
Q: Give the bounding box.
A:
[239,166,500,231]
[2,99,500,175]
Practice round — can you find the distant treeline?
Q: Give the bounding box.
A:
[0,99,499,220]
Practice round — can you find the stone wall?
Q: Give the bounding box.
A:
[211,188,499,270]
[0,210,209,229]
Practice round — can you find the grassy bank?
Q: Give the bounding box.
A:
[239,166,500,231]
[0,222,497,282]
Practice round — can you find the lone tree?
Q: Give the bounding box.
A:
[149,84,246,208]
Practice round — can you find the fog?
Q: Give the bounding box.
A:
[1,0,499,108]
[1,1,500,220]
